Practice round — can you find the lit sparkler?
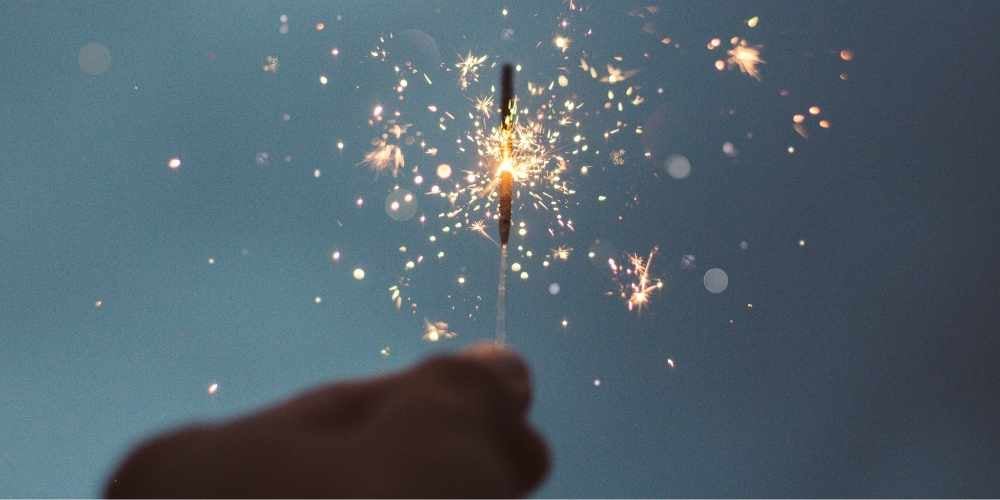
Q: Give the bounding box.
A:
[498,64,515,246]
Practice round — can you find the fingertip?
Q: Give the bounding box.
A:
[460,342,532,403]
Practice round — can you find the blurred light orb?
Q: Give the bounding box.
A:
[167,157,181,170]
[255,152,271,166]
[511,262,522,272]
[548,282,561,295]
[79,42,111,75]
[703,267,729,294]
[353,268,366,280]
[393,29,442,70]
[665,154,691,179]
[385,188,417,221]
[436,163,452,179]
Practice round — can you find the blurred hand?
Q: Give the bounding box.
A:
[104,343,549,498]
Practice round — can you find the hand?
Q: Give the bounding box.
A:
[104,343,550,498]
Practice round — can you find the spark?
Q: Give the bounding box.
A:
[610,149,625,165]
[167,157,181,170]
[261,55,279,73]
[474,95,495,118]
[600,64,639,84]
[553,35,572,52]
[609,247,664,312]
[359,139,405,176]
[207,383,219,395]
[726,39,765,80]
[552,246,572,261]
[470,219,498,245]
[456,51,489,90]
[422,319,457,342]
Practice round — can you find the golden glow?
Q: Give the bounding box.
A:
[499,158,514,173]
[553,35,572,52]
[609,247,663,312]
[422,319,457,342]
[359,140,404,176]
[726,40,765,80]
[456,51,489,90]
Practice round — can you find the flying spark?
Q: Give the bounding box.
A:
[422,319,457,342]
[726,39,765,80]
[609,247,664,312]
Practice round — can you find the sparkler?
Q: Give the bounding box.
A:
[496,64,515,345]
[498,64,515,247]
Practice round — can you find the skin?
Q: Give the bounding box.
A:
[104,343,550,498]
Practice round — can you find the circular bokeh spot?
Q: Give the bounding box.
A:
[79,42,111,75]
[665,154,691,179]
[393,29,441,70]
[385,188,417,221]
[703,268,729,294]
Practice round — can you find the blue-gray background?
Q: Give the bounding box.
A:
[2,0,999,497]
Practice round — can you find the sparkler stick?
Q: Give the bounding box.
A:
[498,64,514,246]
[496,64,515,345]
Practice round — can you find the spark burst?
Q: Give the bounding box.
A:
[422,319,457,342]
[726,38,765,80]
[438,90,577,240]
[360,139,405,176]
[456,51,489,90]
[609,247,664,312]
[474,95,495,118]
[469,219,497,245]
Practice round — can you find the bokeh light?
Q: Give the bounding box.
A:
[703,267,729,294]
[78,42,111,75]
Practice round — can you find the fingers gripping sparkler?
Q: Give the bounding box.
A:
[496,64,515,345]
